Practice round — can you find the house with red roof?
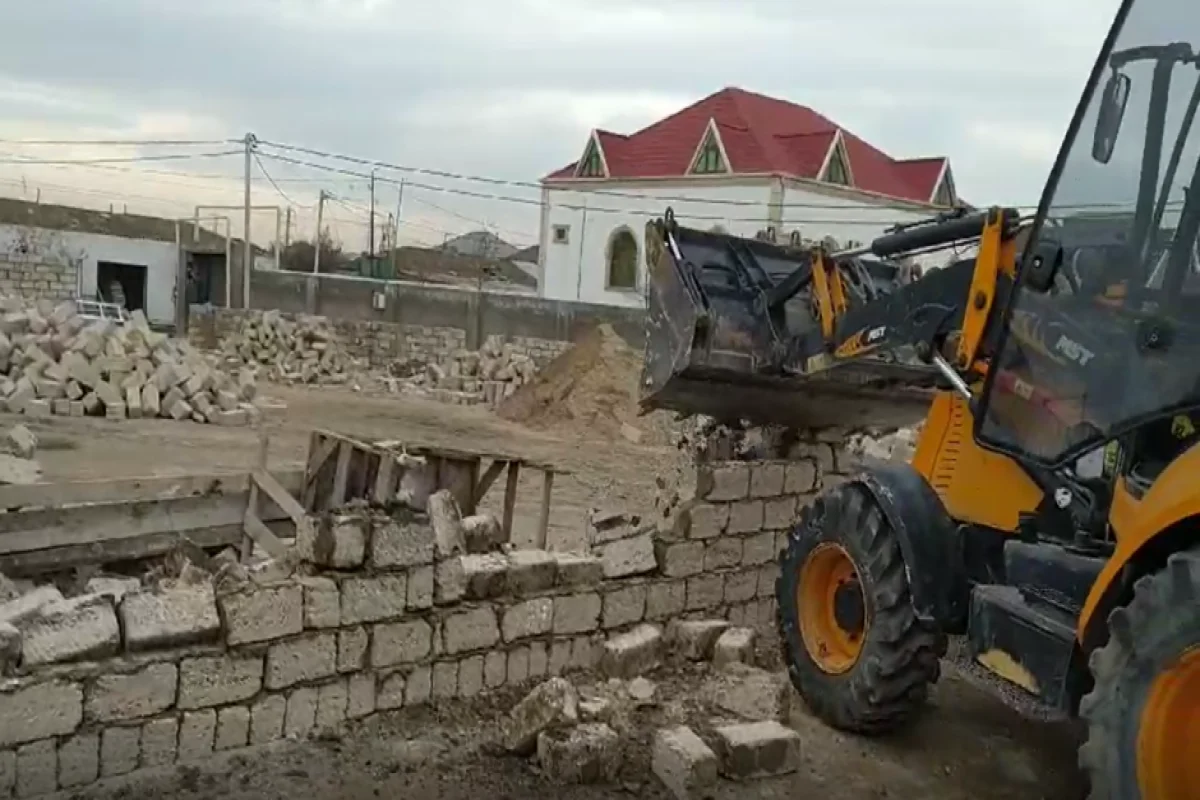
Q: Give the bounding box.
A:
[535,87,959,307]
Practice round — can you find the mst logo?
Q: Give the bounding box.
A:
[1054,334,1095,366]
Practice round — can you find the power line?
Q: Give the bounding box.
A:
[0,150,242,166]
[0,138,238,147]
[256,137,1188,215]
[253,151,309,208]
[256,150,936,226]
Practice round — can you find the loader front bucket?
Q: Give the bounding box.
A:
[639,219,936,430]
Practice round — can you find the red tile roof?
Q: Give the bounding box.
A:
[544,87,950,204]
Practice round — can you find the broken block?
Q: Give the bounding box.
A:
[713,627,756,666]
[297,513,367,569]
[652,726,719,800]
[712,720,802,779]
[120,583,221,651]
[20,594,120,666]
[502,677,579,755]
[600,623,663,679]
[536,723,620,784]
[667,619,730,661]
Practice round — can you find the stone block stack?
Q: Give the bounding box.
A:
[0,297,258,425]
[219,309,358,386]
[395,337,540,408]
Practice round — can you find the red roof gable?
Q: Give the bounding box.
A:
[545,87,950,204]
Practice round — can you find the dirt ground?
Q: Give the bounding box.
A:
[77,657,1082,800]
[9,384,681,552]
[6,383,1083,798]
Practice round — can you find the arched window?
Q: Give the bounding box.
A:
[607,228,638,290]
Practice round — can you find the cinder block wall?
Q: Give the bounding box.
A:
[0,434,858,797]
[187,307,568,370]
[0,258,76,304]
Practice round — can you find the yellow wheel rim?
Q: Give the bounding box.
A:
[1136,646,1200,798]
[798,542,867,675]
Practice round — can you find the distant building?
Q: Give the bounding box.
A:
[441,230,519,260]
[537,87,960,308]
[0,197,264,326]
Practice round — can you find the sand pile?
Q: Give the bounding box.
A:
[496,324,650,438]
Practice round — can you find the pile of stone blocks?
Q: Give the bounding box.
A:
[219,309,358,386]
[394,337,541,408]
[0,297,258,425]
[496,613,767,790]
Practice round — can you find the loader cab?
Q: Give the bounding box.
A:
[976,15,1200,476]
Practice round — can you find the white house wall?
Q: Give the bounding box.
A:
[0,223,178,324]
[540,182,773,307]
[779,181,958,271]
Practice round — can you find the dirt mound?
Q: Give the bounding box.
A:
[496,325,647,438]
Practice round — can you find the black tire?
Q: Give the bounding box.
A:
[1079,546,1200,799]
[776,482,945,734]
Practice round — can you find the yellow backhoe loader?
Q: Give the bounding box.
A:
[638,0,1200,796]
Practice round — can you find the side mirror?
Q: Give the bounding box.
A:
[1022,239,1064,293]
[1093,70,1131,164]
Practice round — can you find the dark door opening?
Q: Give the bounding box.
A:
[96,261,147,312]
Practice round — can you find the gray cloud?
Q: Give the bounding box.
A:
[0,0,1126,248]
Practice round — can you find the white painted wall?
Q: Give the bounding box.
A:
[539,181,773,307]
[0,223,178,324]
[779,180,961,271]
[538,177,959,308]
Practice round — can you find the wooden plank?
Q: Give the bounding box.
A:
[331,441,353,507]
[474,460,506,506]
[307,432,338,475]
[0,493,284,556]
[244,507,289,559]
[534,469,555,549]
[372,456,396,504]
[438,456,479,514]
[0,470,301,512]
[0,521,294,578]
[0,471,303,535]
[243,431,271,562]
[253,469,306,525]
[501,461,520,539]
[240,483,258,563]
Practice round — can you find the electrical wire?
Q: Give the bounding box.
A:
[255,137,1177,214]
[0,150,242,166]
[257,149,943,226]
[254,151,310,208]
[0,138,238,146]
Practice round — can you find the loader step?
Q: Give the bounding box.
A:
[1003,539,1105,616]
[967,584,1076,711]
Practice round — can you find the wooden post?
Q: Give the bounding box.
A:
[534,469,554,549]
[501,462,521,542]
[241,430,270,562]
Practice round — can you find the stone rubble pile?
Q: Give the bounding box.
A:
[0,297,260,425]
[498,615,804,792]
[389,338,539,408]
[219,309,359,386]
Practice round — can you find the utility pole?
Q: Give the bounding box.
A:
[368,169,377,260]
[390,180,405,275]
[283,206,292,250]
[242,132,256,309]
[314,190,327,274]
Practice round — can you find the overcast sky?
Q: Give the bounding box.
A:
[0,0,1122,250]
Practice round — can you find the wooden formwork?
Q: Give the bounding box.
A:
[0,468,304,577]
[302,429,567,547]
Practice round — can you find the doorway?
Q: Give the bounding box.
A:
[96,261,147,312]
